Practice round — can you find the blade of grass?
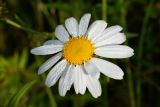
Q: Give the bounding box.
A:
[18,48,28,69]
[7,80,37,107]
[1,18,53,36]
[4,19,36,32]
[42,74,57,107]
[126,66,136,107]
[41,2,55,30]
[136,1,153,107]
[101,0,109,107]
[102,0,107,21]
[119,0,136,107]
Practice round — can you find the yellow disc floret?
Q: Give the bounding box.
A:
[63,36,95,65]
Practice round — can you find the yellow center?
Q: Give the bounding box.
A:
[63,37,95,65]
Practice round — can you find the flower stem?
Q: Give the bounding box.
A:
[136,1,153,107]
[42,75,57,107]
[45,87,57,107]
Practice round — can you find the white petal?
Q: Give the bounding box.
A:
[73,66,79,94]
[87,20,107,41]
[95,45,134,58]
[86,75,101,98]
[95,33,126,47]
[93,25,122,43]
[43,40,64,45]
[78,13,91,36]
[38,53,62,75]
[30,45,63,55]
[73,65,87,94]
[84,61,100,79]
[45,59,67,87]
[59,65,74,96]
[65,17,78,37]
[55,25,70,42]
[90,58,124,80]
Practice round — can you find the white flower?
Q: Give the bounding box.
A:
[30,13,134,98]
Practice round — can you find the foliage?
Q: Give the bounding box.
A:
[0,0,160,107]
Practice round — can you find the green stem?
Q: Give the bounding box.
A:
[2,18,53,36]
[119,0,126,29]
[36,0,44,30]
[102,0,107,20]
[136,1,153,107]
[101,0,109,107]
[126,67,136,107]
[119,0,136,107]
[45,87,57,107]
[41,2,55,30]
[4,19,36,33]
[42,75,57,107]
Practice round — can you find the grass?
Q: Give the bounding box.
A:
[0,0,160,107]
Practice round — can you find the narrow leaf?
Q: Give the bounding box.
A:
[18,48,28,68]
[7,80,37,107]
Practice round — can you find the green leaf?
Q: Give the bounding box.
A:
[126,32,138,38]
[0,56,9,67]
[7,80,37,107]
[10,52,19,68]
[44,2,71,11]
[18,48,28,69]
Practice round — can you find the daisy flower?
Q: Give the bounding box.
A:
[30,13,134,98]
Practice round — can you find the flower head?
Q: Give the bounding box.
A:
[31,13,134,98]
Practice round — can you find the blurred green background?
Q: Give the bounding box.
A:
[0,0,160,107]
